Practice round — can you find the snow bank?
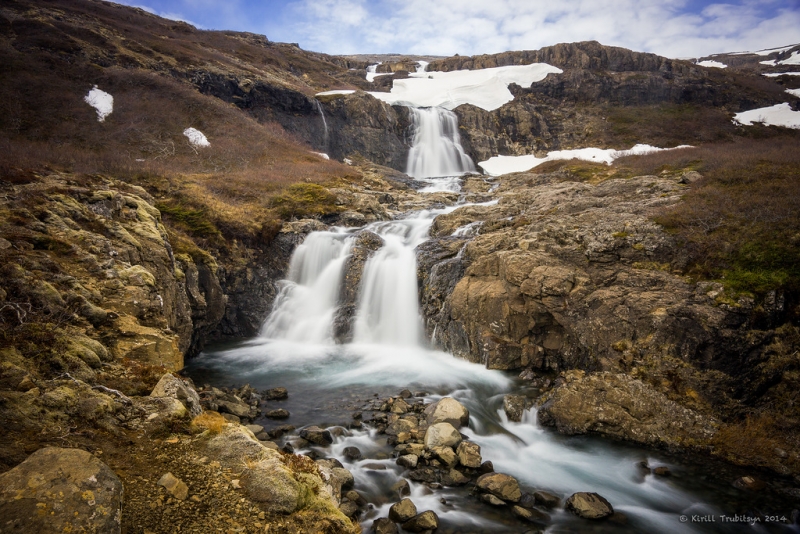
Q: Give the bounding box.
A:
[183,127,210,147]
[787,89,800,98]
[763,72,800,77]
[367,63,562,111]
[478,144,692,176]
[366,64,391,82]
[316,89,356,96]
[779,51,800,65]
[760,60,777,66]
[697,60,726,69]
[733,103,800,129]
[314,152,330,159]
[84,86,113,122]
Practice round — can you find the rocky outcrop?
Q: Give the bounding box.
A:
[538,370,719,448]
[334,230,384,341]
[0,447,123,533]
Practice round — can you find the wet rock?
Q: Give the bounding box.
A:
[0,447,122,533]
[653,466,671,477]
[343,446,362,461]
[733,476,766,491]
[333,467,355,490]
[263,387,288,400]
[533,490,560,508]
[424,422,462,449]
[424,397,470,428]
[513,505,550,524]
[265,408,290,419]
[158,472,189,500]
[479,461,494,473]
[339,499,360,517]
[408,467,438,484]
[476,472,522,503]
[402,510,440,532]
[217,399,251,419]
[441,468,469,486]
[389,498,418,522]
[481,493,506,506]
[502,394,532,422]
[399,389,413,398]
[431,446,458,467]
[372,517,399,534]
[397,454,419,468]
[392,478,411,497]
[150,373,202,417]
[345,490,367,507]
[565,492,614,519]
[456,441,482,468]
[300,425,334,446]
[386,417,418,436]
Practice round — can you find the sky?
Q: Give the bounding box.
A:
[121,0,800,59]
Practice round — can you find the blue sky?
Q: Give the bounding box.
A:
[123,0,800,58]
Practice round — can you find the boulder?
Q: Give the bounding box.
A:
[431,446,458,467]
[424,397,470,428]
[150,373,202,417]
[397,454,418,468]
[386,418,417,436]
[300,425,334,446]
[512,505,550,523]
[533,490,560,508]
[389,498,417,522]
[217,399,251,419]
[565,492,614,519]
[476,472,522,502]
[372,517,399,534]
[0,447,123,533]
[424,422,462,450]
[265,408,290,419]
[402,510,440,532]
[441,468,470,486]
[343,446,362,460]
[481,493,506,506]
[391,478,411,497]
[456,441,482,468]
[502,394,532,422]
[263,387,288,400]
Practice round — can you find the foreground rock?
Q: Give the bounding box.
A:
[0,447,123,533]
[565,492,614,519]
[537,371,718,448]
[424,422,463,449]
[476,472,522,503]
[151,373,202,417]
[402,510,440,532]
[424,397,470,428]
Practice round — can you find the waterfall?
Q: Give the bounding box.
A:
[313,99,329,152]
[406,107,475,179]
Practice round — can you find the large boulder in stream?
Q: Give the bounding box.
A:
[476,472,522,502]
[424,397,470,428]
[424,422,463,450]
[565,492,614,519]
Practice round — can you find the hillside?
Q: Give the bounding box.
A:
[1,0,800,532]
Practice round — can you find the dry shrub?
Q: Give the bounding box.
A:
[191,411,227,434]
[280,451,321,477]
[712,413,800,472]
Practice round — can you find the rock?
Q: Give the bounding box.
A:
[246,424,265,435]
[479,461,494,473]
[512,505,550,523]
[431,446,458,467]
[386,417,418,436]
[481,493,506,506]
[397,454,419,468]
[476,472,522,502]
[265,408,290,419]
[653,466,671,477]
[391,478,411,497]
[0,447,122,533]
[456,441,482,468]
[424,397,470,428]
[402,510,440,532]
[565,492,614,519]
[372,517,399,534]
[399,389,413,398]
[391,398,410,413]
[340,500,360,517]
[333,467,355,490]
[533,490,560,508]
[221,413,241,423]
[537,371,718,448]
[217,399,251,419]
[343,446,362,460]
[424,422,462,450]
[345,490,367,506]
[263,387,288,400]
[408,467,438,484]
[150,373,202,416]
[158,472,189,500]
[502,394,532,422]
[389,498,418,522]
[300,425,333,446]
[441,468,470,486]
[733,476,766,491]
[679,171,703,184]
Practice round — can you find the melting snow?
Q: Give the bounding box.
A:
[367,63,562,111]
[760,60,777,66]
[697,60,726,69]
[779,51,800,65]
[366,64,391,82]
[733,103,800,129]
[478,144,692,176]
[314,152,330,159]
[787,89,800,98]
[183,127,210,147]
[763,72,800,77]
[316,89,356,96]
[84,86,113,122]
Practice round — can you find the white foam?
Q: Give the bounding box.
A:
[367,63,562,111]
[697,60,726,69]
[316,89,356,96]
[733,102,800,129]
[478,144,692,176]
[183,127,210,147]
[84,86,113,122]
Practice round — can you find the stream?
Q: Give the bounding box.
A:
[187,102,799,533]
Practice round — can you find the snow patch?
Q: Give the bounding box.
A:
[697,60,726,69]
[84,86,113,122]
[314,152,330,159]
[760,60,777,66]
[733,103,800,129]
[787,89,800,98]
[316,89,356,96]
[779,51,800,65]
[366,64,391,82]
[478,144,692,176]
[763,72,800,77]
[367,63,562,111]
[183,127,210,147]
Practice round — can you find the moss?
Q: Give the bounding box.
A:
[270,183,342,220]
[612,231,629,239]
[156,201,220,238]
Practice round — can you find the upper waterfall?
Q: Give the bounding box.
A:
[406,107,475,179]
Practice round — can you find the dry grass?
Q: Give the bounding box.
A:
[191,411,227,434]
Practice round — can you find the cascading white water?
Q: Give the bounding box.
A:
[406,107,475,179]
[313,99,329,151]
